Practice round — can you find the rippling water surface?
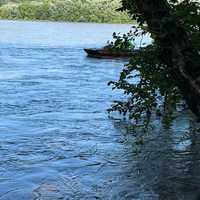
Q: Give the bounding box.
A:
[0,20,200,200]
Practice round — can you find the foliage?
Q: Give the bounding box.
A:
[0,0,131,23]
[121,0,200,47]
[106,30,135,51]
[108,0,200,126]
[173,0,200,49]
[108,42,181,124]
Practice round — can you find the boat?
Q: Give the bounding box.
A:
[84,48,135,58]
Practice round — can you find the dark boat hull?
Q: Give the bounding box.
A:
[84,48,134,58]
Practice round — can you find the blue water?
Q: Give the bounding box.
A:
[0,20,200,200]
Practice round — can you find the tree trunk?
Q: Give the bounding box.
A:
[130,0,200,117]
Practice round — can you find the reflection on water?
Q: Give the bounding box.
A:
[0,20,199,200]
[111,114,200,200]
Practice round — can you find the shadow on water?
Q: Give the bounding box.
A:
[111,114,200,200]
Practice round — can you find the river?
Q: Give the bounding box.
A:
[0,20,199,200]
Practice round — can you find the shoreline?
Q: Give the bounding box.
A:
[0,18,134,25]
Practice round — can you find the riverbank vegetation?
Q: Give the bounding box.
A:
[109,0,200,127]
[0,0,131,23]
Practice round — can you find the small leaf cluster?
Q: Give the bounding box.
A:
[106,30,135,51]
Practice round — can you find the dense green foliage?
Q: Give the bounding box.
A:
[109,0,200,125]
[0,0,131,23]
[106,30,135,51]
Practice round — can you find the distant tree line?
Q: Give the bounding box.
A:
[0,0,131,23]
